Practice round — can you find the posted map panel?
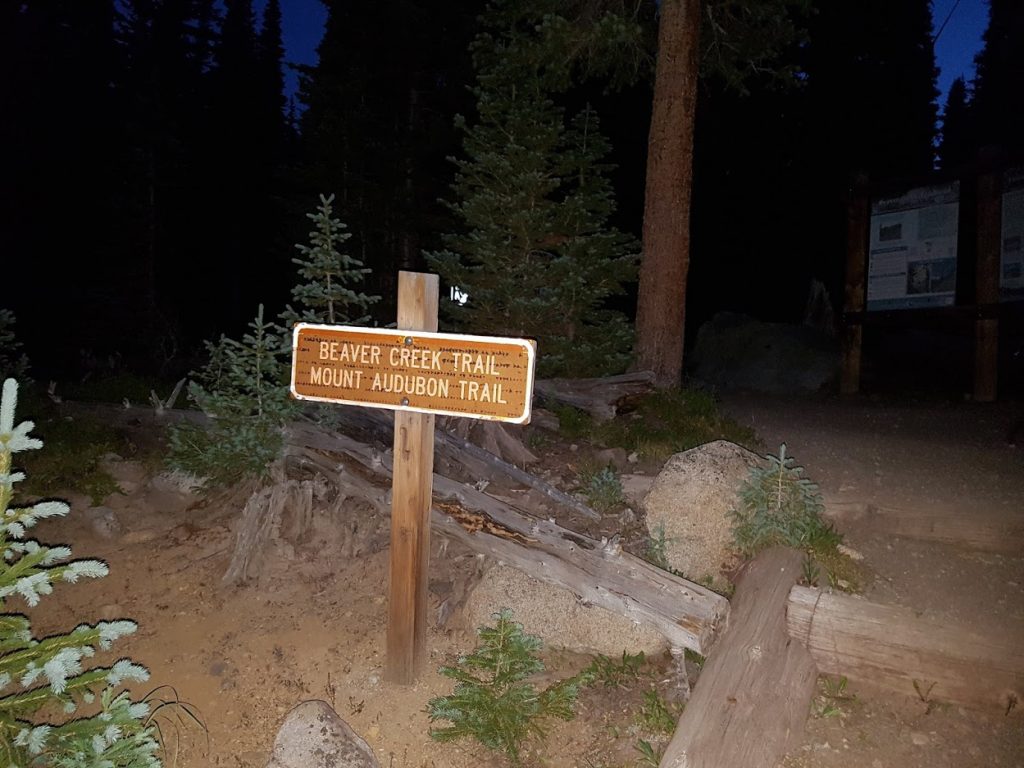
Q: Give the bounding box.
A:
[867,181,959,311]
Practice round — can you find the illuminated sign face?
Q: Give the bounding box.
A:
[290,323,536,423]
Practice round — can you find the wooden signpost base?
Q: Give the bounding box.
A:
[386,271,439,684]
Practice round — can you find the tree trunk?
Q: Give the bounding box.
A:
[633,0,701,389]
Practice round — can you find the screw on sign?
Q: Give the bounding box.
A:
[289,272,536,684]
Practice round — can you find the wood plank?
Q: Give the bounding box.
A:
[841,176,869,395]
[821,498,1024,554]
[660,548,818,768]
[386,271,439,684]
[788,585,1024,714]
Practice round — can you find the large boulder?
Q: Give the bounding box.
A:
[690,311,839,393]
[643,441,761,592]
[266,700,378,768]
[462,565,668,657]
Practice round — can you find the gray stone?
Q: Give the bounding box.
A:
[84,506,123,539]
[690,311,839,394]
[462,565,667,657]
[266,700,378,768]
[643,441,761,592]
[619,474,655,508]
[594,447,630,472]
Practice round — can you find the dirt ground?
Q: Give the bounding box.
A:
[28,392,1024,767]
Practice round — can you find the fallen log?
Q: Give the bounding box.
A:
[821,497,1024,555]
[787,585,1024,715]
[290,418,602,521]
[285,425,729,654]
[431,478,728,655]
[534,371,656,422]
[660,548,817,768]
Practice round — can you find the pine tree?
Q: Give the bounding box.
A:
[169,306,296,486]
[938,77,975,171]
[427,610,588,765]
[283,194,380,326]
[972,0,1024,156]
[0,379,159,766]
[428,2,637,377]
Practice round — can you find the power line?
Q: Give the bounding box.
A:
[933,0,964,45]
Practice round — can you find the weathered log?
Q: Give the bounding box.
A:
[821,497,1024,555]
[444,417,538,466]
[285,425,728,654]
[290,419,602,521]
[660,548,818,768]
[534,371,656,422]
[431,478,728,655]
[787,585,1024,715]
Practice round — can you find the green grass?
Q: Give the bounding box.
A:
[14,392,125,504]
[582,651,648,688]
[578,464,626,513]
[636,689,679,735]
[554,389,759,463]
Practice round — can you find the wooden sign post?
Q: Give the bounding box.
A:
[388,271,437,684]
[290,271,536,684]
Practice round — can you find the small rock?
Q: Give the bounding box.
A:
[627,451,639,464]
[569,443,578,452]
[266,700,378,768]
[209,660,228,677]
[85,506,123,539]
[910,731,929,746]
[837,544,865,561]
[872,760,884,768]
[594,447,629,471]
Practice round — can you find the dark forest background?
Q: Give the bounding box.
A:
[2,0,1022,383]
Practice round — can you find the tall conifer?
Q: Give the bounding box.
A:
[428,2,637,377]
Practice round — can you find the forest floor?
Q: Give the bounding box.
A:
[26,391,1024,768]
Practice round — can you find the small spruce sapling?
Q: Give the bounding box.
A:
[282,194,379,326]
[169,196,379,485]
[730,444,839,555]
[427,609,589,765]
[168,306,296,486]
[0,378,159,766]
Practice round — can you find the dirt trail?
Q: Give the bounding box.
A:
[25,394,1024,767]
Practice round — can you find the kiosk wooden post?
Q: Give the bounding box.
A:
[840,176,869,395]
[974,171,1001,402]
[386,271,439,684]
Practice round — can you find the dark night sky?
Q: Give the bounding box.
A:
[270,0,991,107]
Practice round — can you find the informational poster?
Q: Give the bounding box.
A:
[1001,168,1024,302]
[867,181,959,311]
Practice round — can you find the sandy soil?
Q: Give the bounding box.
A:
[26,393,1024,767]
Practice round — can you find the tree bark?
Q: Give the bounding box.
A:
[633,0,701,389]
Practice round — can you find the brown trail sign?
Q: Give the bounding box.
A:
[290,271,536,684]
[291,324,536,423]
